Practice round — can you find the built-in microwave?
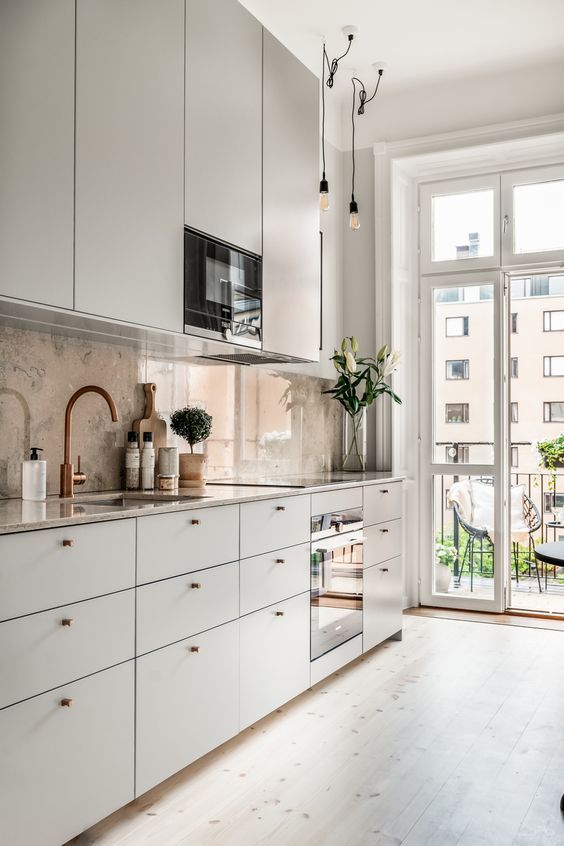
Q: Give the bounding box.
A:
[184,227,262,349]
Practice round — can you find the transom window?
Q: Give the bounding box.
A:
[445,403,469,423]
[544,402,564,422]
[445,316,469,337]
[445,359,469,380]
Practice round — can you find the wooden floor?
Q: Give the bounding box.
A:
[71,615,564,846]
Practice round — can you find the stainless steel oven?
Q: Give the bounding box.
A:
[184,227,262,349]
[310,506,363,661]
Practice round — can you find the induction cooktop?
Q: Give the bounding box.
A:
[207,473,369,489]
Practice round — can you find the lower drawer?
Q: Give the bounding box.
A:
[135,619,239,796]
[0,589,135,709]
[240,543,310,615]
[364,519,402,568]
[0,662,134,846]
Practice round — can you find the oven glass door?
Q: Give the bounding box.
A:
[184,228,262,344]
[311,531,363,661]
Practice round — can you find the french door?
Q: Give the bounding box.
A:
[419,271,508,611]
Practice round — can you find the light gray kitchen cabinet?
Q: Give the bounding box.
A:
[0,661,134,846]
[363,555,403,652]
[185,0,262,255]
[0,0,74,308]
[239,542,310,616]
[74,0,184,332]
[364,481,402,527]
[136,560,239,655]
[239,494,310,558]
[363,520,403,569]
[0,519,136,622]
[262,31,321,361]
[0,588,135,709]
[240,592,310,729]
[136,619,239,796]
[136,504,239,585]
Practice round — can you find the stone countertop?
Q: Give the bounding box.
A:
[0,472,404,536]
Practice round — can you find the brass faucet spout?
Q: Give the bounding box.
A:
[60,385,119,497]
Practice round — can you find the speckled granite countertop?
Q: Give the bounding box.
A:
[0,472,403,535]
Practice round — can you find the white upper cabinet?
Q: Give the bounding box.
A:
[185,0,262,255]
[262,31,321,361]
[0,0,74,308]
[74,0,184,332]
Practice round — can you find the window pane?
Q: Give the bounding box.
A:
[549,275,564,295]
[545,310,564,331]
[513,179,564,255]
[545,356,564,376]
[434,284,494,464]
[545,402,564,422]
[432,189,494,262]
[511,402,518,423]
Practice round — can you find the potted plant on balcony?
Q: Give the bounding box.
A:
[323,337,401,471]
[170,406,212,488]
[536,434,564,515]
[435,543,457,593]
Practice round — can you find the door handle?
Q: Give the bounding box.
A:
[503,214,510,234]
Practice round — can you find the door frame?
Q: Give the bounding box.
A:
[419,270,509,612]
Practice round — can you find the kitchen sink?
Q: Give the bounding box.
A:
[76,493,210,508]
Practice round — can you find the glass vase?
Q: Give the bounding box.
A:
[342,409,367,472]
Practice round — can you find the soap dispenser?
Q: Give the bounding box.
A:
[22,447,47,501]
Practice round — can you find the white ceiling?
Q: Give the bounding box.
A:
[239,0,564,93]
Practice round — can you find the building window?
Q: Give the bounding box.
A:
[511,357,519,378]
[544,356,564,377]
[544,310,564,331]
[511,446,519,468]
[544,493,564,513]
[544,402,564,422]
[445,359,469,380]
[445,444,470,463]
[445,316,469,337]
[511,313,518,333]
[511,402,519,423]
[445,403,469,423]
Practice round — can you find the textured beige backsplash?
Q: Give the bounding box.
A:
[0,326,342,498]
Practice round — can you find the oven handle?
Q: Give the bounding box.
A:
[314,535,366,554]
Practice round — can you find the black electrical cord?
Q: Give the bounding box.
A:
[321,43,327,177]
[357,68,384,115]
[325,34,353,88]
[350,77,359,200]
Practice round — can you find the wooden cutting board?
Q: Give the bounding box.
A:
[132,383,167,459]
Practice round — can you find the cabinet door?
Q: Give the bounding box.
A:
[136,620,239,796]
[240,494,310,559]
[0,0,74,308]
[364,520,403,569]
[186,0,262,254]
[240,543,310,616]
[0,662,134,846]
[75,0,184,331]
[240,592,310,729]
[262,31,320,361]
[364,482,403,527]
[363,556,403,652]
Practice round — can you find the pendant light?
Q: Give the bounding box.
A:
[319,28,357,213]
[349,65,385,232]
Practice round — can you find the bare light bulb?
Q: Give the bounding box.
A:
[349,198,360,230]
[319,176,329,212]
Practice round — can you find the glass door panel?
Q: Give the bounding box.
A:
[420,273,505,612]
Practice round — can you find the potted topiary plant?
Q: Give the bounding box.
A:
[536,434,564,514]
[435,543,457,593]
[170,406,212,488]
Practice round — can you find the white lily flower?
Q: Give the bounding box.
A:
[345,351,357,373]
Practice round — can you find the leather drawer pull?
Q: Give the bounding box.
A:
[380,528,389,533]
[380,489,389,494]
[380,567,389,572]
[62,539,75,548]
[190,646,201,654]
[191,582,202,589]
[61,618,74,627]
[275,505,286,511]
[275,558,285,564]
[275,611,285,616]
[191,519,201,526]
[60,698,74,707]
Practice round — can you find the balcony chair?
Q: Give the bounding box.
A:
[447,478,542,592]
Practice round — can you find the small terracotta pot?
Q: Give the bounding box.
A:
[179,453,207,488]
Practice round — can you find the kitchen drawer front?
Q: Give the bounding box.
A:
[136,619,239,796]
[0,661,134,846]
[363,556,403,652]
[240,543,310,616]
[136,560,239,655]
[0,519,135,622]
[310,486,363,518]
[136,504,239,584]
[364,481,402,527]
[240,592,310,729]
[0,589,135,710]
[364,520,403,569]
[240,495,310,558]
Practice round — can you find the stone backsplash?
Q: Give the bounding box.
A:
[0,325,342,498]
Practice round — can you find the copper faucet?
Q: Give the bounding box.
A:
[60,385,119,498]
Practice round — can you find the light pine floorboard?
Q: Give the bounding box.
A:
[69,616,564,846]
